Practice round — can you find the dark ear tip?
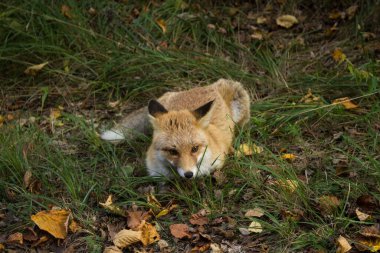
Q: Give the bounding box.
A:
[148,99,168,117]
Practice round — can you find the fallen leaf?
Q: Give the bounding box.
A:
[156,19,167,33]
[155,203,178,218]
[31,209,70,239]
[332,97,359,110]
[281,153,297,161]
[360,224,380,238]
[139,222,160,246]
[276,15,298,29]
[248,221,263,233]
[127,210,150,230]
[256,16,267,24]
[103,246,123,253]
[329,10,346,20]
[190,243,211,252]
[23,169,33,188]
[0,115,4,126]
[146,193,162,214]
[356,208,371,221]
[108,101,120,108]
[238,227,251,235]
[332,48,347,63]
[69,220,81,233]
[24,62,49,76]
[99,195,127,217]
[244,208,264,217]
[357,195,378,210]
[318,195,340,214]
[281,209,304,221]
[276,179,298,193]
[88,7,97,16]
[337,235,352,253]
[346,5,358,20]
[6,232,23,244]
[61,5,72,19]
[189,209,209,226]
[356,238,380,252]
[300,89,321,104]
[31,235,49,248]
[237,143,263,157]
[251,31,264,41]
[169,224,191,239]
[113,229,142,248]
[210,243,223,253]
[0,243,4,250]
[157,239,169,251]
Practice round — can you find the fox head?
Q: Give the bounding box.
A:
[148,100,214,178]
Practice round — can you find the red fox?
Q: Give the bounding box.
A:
[101,79,250,178]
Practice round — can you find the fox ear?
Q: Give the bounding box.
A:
[148,100,168,118]
[193,100,214,128]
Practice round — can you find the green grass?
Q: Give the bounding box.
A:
[1,0,380,252]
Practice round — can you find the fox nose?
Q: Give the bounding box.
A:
[184,171,193,179]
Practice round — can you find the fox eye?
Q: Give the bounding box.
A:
[191,146,199,153]
[168,149,178,156]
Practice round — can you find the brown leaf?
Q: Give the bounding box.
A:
[336,235,352,253]
[61,5,72,19]
[189,209,209,226]
[31,235,49,248]
[103,246,123,253]
[190,243,211,252]
[355,208,371,221]
[99,195,127,217]
[23,169,33,188]
[31,209,70,239]
[0,243,4,250]
[113,229,142,248]
[244,208,264,217]
[332,97,359,110]
[281,209,304,221]
[346,5,358,20]
[24,62,48,76]
[140,222,160,246]
[357,195,378,210]
[6,232,23,244]
[276,15,298,29]
[360,224,380,238]
[169,224,191,239]
[127,210,150,230]
[318,195,340,214]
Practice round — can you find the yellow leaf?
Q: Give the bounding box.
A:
[0,115,4,125]
[69,220,81,233]
[248,221,263,233]
[332,48,347,62]
[276,179,299,193]
[156,209,169,218]
[99,195,128,217]
[140,222,160,246]
[113,229,142,248]
[276,15,298,29]
[332,97,359,110]
[24,62,49,76]
[281,153,297,161]
[103,246,123,253]
[250,31,264,41]
[244,207,265,217]
[156,19,167,33]
[355,208,370,221]
[31,209,70,239]
[256,16,267,24]
[49,108,62,120]
[337,235,352,253]
[0,243,4,250]
[357,238,380,252]
[237,143,263,157]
